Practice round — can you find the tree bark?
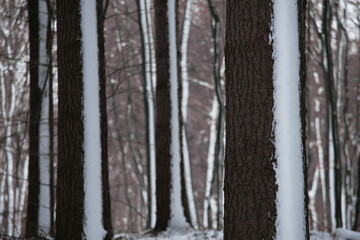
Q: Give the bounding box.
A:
[154,0,189,231]
[56,0,85,238]
[97,0,113,237]
[225,0,309,239]
[322,0,342,228]
[56,0,112,238]
[154,0,172,231]
[298,0,310,236]
[26,0,41,236]
[224,1,277,238]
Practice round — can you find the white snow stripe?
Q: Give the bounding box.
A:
[80,0,106,239]
[180,0,198,229]
[272,0,306,239]
[139,0,157,227]
[168,0,188,228]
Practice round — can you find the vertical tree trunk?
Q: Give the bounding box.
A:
[154,0,189,231]
[26,0,41,236]
[136,0,157,228]
[27,1,54,236]
[179,0,198,229]
[207,0,225,229]
[298,0,310,236]
[97,0,113,237]
[46,0,55,236]
[56,0,112,238]
[322,0,342,228]
[225,1,277,238]
[225,0,309,239]
[38,0,52,235]
[56,0,85,237]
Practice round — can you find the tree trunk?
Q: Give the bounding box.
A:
[224,0,309,239]
[27,1,54,237]
[55,0,112,238]
[322,0,342,228]
[179,0,198,229]
[224,1,277,238]
[136,0,157,228]
[154,0,189,231]
[26,0,41,236]
[97,0,113,237]
[56,0,85,237]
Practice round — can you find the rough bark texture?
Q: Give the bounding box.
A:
[55,0,85,239]
[97,0,113,238]
[26,0,40,237]
[154,0,171,231]
[298,0,310,238]
[224,1,277,239]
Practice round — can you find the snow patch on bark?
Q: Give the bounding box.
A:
[80,0,106,238]
[203,95,218,228]
[139,0,157,228]
[272,0,306,239]
[168,0,188,228]
[180,0,198,229]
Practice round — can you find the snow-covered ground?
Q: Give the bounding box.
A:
[114,229,222,240]
[114,230,360,240]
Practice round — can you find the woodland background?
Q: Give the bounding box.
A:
[0,0,359,237]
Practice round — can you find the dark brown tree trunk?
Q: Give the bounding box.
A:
[56,0,112,239]
[298,0,310,237]
[154,0,171,231]
[55,0,85,238]
[225,1,309,239]
[26,0,40,237]
[224,1,277,239]
[97,0,113,238]
[154,0,189,231]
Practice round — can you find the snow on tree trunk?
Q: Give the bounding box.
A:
[80,0,106,238]
[309,168,319,230]
[180,0,198,229]
[38,0,51,234]
[272,0,307,239]
[20,156,29,232]
[168,0,188,228]
[314,72,329,230]
[138,0,157,228]
[225,1,277,238]
[146,0,157,93]
[203,95,218,229]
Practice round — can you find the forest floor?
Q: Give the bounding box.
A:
[114,230,339,240]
